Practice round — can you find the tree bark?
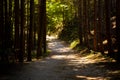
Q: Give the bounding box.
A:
[78,0,83,45]
[19,0,25,62]
[116,0,120,61]
[94,0,98,51]
[14,0,20,61]
[27,0,34,61]
[0,0,4,61]
[37,0,46,58]
[98,0,104,53]
[43,0,47,54]
[105,0,113,56]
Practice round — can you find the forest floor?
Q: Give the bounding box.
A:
[0,36,120,80]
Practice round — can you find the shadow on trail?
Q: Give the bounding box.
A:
[95,62,120,80]
[47,39,74,54]
[0,54,120,80]
[0,37,120,80]
[61,60,120,80]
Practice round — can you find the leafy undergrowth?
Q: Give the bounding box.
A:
[70,39,80,49]
[81,52,116,63]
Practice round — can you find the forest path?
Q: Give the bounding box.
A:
[0,36,119,80]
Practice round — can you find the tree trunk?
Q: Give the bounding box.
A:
[19,0,25,62]
[116,0,120,61]
[0,0,4,61]
[83,0,88,46]
[4,0,9,62]
[27,0,34,61]
[37,0,46,58]
[98,0,104,53]
[105,0,112,56]
[78,0,83,45]
[42,0,47,54]
[93,0,98,51]
[14,0,20,61]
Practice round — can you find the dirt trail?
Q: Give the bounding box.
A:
[0,36,119,80]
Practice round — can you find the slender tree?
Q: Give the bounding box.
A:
[86,0,90,49]
[83,0,87,46]
[78,0,83,45]
[0,0,4,61]
[19,0,25,62]
[116,0,120,61]
[4,0,10,62]
[97,0,103,53]
[27,0,34,61]
[42,0,47,54]
[14,0,20,61]
[93,0,98,51]
[105,0,113,56]
[37,0,46,58]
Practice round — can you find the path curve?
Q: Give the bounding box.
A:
[0,36,113,80]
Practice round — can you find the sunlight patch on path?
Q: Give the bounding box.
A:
[51,55,67,59]
[47,36,112,80]
[48,41,73,53]
[46,35,57,41]
[76,75,108,80]
[47,36,74,53]
[0,36,117,80]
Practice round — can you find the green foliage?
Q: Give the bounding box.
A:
[47,1,63,34]
[70,39,80,49]
[58,17,79,42]
[31,49,51,58]
[43,50,51,57]
[46,0,75,35]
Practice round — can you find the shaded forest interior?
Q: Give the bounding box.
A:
[0,0,120,64]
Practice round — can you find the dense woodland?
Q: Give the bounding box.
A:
[0,0,120,63]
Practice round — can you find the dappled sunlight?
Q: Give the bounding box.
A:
[67,57,90,66]
[113,49,118,52]
[76,75,107,80]
[65,54,109,70]
[50,53,77,60]
[104,51,109,54]
[108,70,120,74]
[83,53,116,62]
[66,54,78,59]
[103,39,108,44]
[48,41,72,53]
[47,36,74,53]
[1,36,119,80]
[62,53,118,80]
[51,55,67,59]
[46,35,57,41]
[54,47,72,53]
[0,0,119,80]
[90,30,94,35]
